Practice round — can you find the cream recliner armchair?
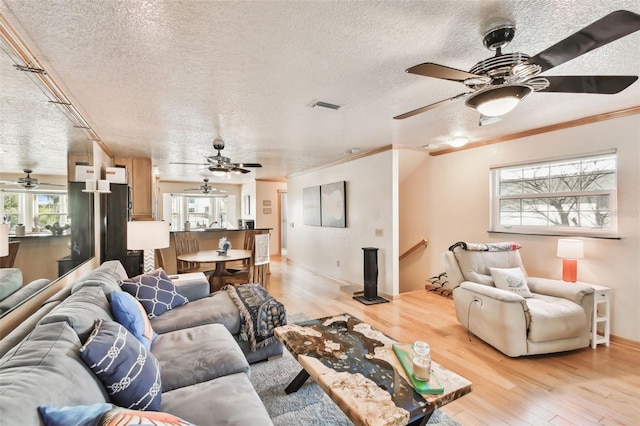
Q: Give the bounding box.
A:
[442,242,594,357]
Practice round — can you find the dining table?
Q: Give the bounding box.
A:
[177,249,252,292]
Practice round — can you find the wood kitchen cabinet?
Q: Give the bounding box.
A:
[113,156,152,219]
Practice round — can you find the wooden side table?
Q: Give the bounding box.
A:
[582,283,610,348]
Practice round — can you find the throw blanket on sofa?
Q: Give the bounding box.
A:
[223,284,287,351]
[448,241,521,252]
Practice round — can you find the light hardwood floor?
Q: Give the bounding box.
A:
[266,256,640,426]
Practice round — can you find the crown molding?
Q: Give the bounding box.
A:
[430,105,640,156]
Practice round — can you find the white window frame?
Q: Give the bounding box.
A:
[1,189,68,233]
[489,151,618,238]
[169,193,228,231]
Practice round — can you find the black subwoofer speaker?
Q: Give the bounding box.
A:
[354,247,389,305]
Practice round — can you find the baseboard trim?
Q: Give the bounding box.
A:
[611,334,640,351]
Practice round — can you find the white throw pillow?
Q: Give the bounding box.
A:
[489,267,533,298]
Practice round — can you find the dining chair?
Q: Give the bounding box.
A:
[223,232,270,288]
[154,248,167,271]
[173,232,215,274]
[0,241,20,268]
[250,232,271,289]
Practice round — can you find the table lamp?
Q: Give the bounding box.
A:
[556,239,584,282]
[127,221,170,273]
[0,224,9,257]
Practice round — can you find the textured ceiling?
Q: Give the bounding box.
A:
[1,0,639,184]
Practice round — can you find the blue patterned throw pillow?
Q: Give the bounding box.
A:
[79,319,162,411]
[111,291,158,350]
[38,403,113,426]
[119,268,188,318]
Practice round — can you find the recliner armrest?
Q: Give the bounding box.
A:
[460,281,526,303]
[527,277,594,305]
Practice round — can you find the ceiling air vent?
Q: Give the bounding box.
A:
[312,101,341,110]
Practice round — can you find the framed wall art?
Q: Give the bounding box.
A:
[302,185,321,226]
[321,181,346,228]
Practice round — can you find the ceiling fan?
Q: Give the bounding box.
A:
[183,178,226,194]
[394,10,640,123]
[171,138,262,176]
[0,169,65,190]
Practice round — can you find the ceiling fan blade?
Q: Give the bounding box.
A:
[230,167,251,174]
[479,115,502,126]
[170,161,209,166]
[539,75,638,94]
[38,182,66,187]
[394,93,469,120]
[231,163,262,168]
[406,63,482,82]
[529,10,640,73]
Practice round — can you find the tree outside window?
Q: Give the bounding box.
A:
[491,153,617,236]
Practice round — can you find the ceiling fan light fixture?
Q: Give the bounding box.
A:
[448,136,469,148]
[466,84,532,117]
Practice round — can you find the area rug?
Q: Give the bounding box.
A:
[249,313,460,426]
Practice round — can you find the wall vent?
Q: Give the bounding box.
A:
[312,101,341,110]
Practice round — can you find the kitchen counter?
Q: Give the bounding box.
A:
[171,228,271,233]
[9,232,71,238]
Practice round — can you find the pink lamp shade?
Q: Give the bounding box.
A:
[556,239,584,282]
[0,224,9,257]
[127,221,170,272]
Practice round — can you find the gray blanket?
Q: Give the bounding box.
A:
[449,241,521,252]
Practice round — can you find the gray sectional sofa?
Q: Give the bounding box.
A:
[0,268,51,315]
[0,260,283,425]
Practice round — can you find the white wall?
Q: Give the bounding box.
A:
[241,181,257,221]
[399,149,431,292]
[418,115,640,341]
[287,149,398,297]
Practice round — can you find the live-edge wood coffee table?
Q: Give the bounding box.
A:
[274,313,472,426]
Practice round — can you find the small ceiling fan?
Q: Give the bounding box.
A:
[394,10,640,123]
[0,169,66,190]
[183,178,226,194]
[171,138,262,175]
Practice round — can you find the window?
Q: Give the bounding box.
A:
[1,191,68,233]
[169,194,229,231]
[490,152,617,237]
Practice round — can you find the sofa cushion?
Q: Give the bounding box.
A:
[71,260,128,296]
[0,268,22,301]
[150,291,240,335]
[161,372,273,426]
[120,269,188,319]
[79,319,162,411]
[490,267,533,298]
[526,294,587,342]
[111,291,157,350]
[169,272,209,301]
[152,323,249,392]
[0,322,109,425]
[0,278,51,315]
[38,286,113,343]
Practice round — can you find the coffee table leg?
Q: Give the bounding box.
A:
[285,369,310,394]
[408,411,433,426]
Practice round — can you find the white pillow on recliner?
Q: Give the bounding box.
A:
[489,267,533,298]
